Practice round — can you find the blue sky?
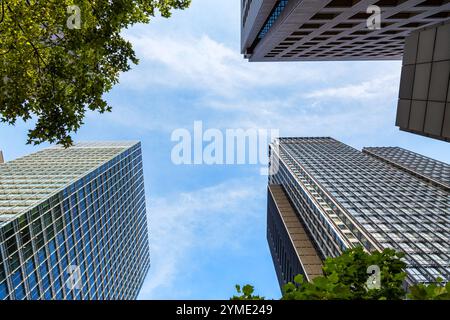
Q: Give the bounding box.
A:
[0,0,449,300]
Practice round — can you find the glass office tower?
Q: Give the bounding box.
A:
[268,137,449,289]
[0,142,150,300]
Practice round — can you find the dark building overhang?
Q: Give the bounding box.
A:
[396,20,450,142]
[241,0,450,61]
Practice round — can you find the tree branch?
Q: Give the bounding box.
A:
[5,0,48,68]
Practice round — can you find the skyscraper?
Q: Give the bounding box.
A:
[241,0,450,61]
[241,1,450,141]
[0,142,150,300]
[267,137,449,290]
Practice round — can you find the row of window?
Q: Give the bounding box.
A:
[271,138,449,283]
[0,144,150,299]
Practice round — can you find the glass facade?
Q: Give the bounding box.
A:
[258,0,289,39]
[0,142,150,300]
[269,137,449,285]
[363,147,450,189]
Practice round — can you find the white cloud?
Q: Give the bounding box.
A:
[119,30,343,98]
[303,73,400,100]
[91,14,405,152]
[138,178,264,299]
[107,27,403,138]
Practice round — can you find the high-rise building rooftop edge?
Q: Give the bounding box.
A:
[0,141,141,226]
[363,146,450,190]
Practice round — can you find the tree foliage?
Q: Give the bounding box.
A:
[231,285,264,301]
[282,247,407,300]
[407,278,450,300]
[0,0,190,146]
[233,247,449,300]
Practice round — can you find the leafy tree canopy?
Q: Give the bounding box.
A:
[231,285,265,301]
[407,278,450,300]
[233,247,450,300]
[282,247,407,300]
[0,0,190,146]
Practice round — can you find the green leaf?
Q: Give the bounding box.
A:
[242,285,254,296]
[233,248,450,301]
[0,0,191,146]
[294,274,304,284]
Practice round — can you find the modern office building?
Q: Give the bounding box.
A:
[0,142,150,300]
[267,137,449,289]
[241,0,450,61]
[241,0,450,141]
